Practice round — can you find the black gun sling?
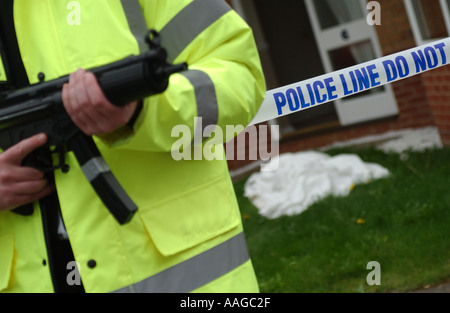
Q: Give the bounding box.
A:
[0,0,84,293]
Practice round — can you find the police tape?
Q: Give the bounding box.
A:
[249,37,450,125]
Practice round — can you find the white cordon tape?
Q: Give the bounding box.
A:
[249,38,450,125]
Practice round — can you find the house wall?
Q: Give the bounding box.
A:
[423,66,450,145]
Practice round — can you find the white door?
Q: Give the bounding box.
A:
[305,0,399,126]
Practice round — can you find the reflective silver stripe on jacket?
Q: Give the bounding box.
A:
[160,0,230,134]
[120,0,148,53]
[122,0,232,61]
[159,0,232,63]
[113,232,250,293]
[181,70,219,142]
[159,0,231,136]
[121,0,230,139]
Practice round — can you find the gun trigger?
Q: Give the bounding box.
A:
[42,145,69,174]
[55,145,70,173]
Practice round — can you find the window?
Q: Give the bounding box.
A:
[404,0,450,45]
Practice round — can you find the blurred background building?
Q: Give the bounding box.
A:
[224,0,450,172]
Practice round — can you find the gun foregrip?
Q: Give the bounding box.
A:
[80,156,137,224]
[69,132,137,224]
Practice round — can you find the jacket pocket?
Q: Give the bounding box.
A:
[139,176,240,256]
[0,234,14,292]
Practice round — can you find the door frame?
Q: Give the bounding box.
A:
[305,0,399,125]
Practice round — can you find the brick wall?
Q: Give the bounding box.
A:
[376,0,417,55]
[423,66,450,145]
[375,0,450,147]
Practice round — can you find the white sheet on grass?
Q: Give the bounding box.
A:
[244,151,390,219]
[244,127,442,219]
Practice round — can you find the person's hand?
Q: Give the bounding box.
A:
[62,68,138,136]
[0,134,55,212]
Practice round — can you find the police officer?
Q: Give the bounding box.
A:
[0,0,266,293]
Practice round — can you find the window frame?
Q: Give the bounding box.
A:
[404,0,450,45]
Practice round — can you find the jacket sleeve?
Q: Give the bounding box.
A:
[100,0,266,152]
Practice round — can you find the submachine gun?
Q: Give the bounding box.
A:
[0,30,187,224]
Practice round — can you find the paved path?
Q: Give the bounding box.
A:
[410,281,450,293]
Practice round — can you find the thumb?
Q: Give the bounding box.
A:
[0,133,48,165]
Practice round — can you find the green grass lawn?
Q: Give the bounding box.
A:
[234,147,450,293]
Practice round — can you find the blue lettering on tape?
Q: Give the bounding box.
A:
[355,67,371,91]
[411,42,447,73]
[286,88,300,111]
[274,92,286,115]
[383,60,398,82]
[324,77,337,100]
[313,81,326,104]
[435,42,447,64]
[260,40,450,124]
[274,77,339,116]
[367,64,380,87]
[395,56,409,78]
[339,64,382,94]
[306,84,315,106]
[340,74,353,96]
[412,50,427,73]
[424,46,438,69]
[296,87,310,109]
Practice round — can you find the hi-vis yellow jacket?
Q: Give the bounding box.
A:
[0,0,265,293]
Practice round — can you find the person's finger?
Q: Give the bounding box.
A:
[0,133,47,165]
[63,77,88,131]
[6,184,55,211]
[2,166,45,183]
[64,71,99,135]
[83,72,123,133]
[11,179,50,195]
